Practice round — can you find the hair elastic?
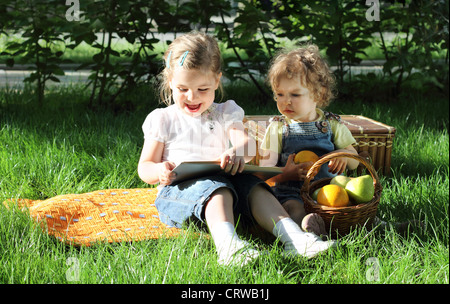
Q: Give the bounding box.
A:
[165,50,172,69]
[178,51,189,66]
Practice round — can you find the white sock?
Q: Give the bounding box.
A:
[209,221,250,262]
[272,217,336,259]
[272,217,306,244]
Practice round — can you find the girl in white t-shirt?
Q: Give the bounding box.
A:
[138,32,336,266]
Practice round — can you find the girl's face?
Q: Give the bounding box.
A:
[169,66,221,116]
[274,75,318,122]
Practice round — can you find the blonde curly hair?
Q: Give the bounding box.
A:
[267,44,336,108]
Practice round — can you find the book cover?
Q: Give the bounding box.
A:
[172,161,282,183]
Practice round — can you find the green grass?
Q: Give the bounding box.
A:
[0,84,448,285]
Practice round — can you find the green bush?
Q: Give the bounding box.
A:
[0,0,448,108]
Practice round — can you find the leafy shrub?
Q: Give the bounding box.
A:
[0,0,447,108]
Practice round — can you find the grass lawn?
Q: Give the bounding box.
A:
[0,83,448,286]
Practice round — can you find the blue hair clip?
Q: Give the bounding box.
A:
[178,51,189,66]
[165,50,172,69]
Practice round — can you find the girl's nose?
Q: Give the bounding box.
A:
[281,96,291,105]
[187,90,195,101]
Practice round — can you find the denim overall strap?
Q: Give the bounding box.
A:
[276,113,337,189]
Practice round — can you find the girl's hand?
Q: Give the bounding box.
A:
[282,154,304,181]
[266,154,312,184]
[328,157,348,175]
[298,161,315,180]
[219,148,245,175]
[158,161,177,185]
[327,147,359,174]
[284,155,319,181]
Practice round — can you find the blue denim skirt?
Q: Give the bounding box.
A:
[155,174,270,228]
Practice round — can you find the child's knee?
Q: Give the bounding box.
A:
[249,183,268,195]
[283,200,306,217]
[210,187,234,201]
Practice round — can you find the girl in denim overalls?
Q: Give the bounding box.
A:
[260,45,359,236]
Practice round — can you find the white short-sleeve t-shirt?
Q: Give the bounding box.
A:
[142,100,244,165]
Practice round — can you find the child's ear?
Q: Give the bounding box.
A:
[214,72,222,89]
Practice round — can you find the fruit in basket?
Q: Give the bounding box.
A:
[311,187,321,200]
[294,150,319,171]
[330,175,352,188]
[317,184,350,207]
[344,174,375,204]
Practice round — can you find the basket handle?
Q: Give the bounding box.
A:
[301,151,382,193]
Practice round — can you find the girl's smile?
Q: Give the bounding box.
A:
[169,66,221,116]
[185,103,202,113]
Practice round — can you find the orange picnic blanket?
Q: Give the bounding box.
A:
[3,188,181,246]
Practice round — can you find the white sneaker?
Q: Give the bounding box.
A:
[283,232,337,259]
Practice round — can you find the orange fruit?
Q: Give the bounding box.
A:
[317,184,350,207]
[294,150,319,171]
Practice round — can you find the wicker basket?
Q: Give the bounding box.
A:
[301,152,382,238]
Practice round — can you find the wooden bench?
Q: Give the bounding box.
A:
[243,115,396,175]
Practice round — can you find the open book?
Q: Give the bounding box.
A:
[172,161,282,183]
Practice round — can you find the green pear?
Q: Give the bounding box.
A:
[311,187,321,201]
[330,175,352,188]
[344,174,375,204]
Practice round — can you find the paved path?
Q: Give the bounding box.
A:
[0,68,92,88]
[0,61,385,88]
